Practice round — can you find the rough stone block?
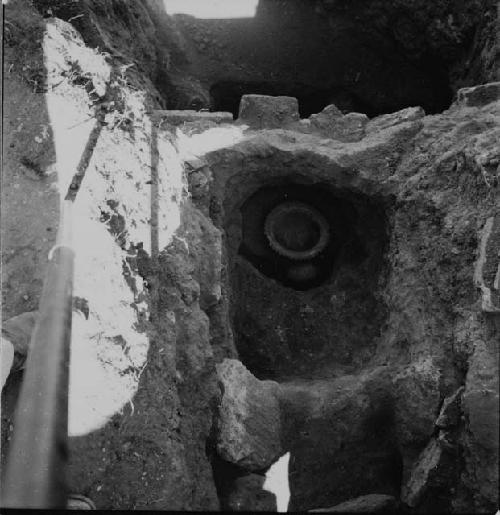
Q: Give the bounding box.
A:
[215,359,282,471]
[310,493,398,513]
[366,106,425,134]
[455,82,500,107]
[237,94,300,129]
[311,104,343,122]
[309,105,368,141]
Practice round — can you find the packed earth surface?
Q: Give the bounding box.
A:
[1,0,499,512]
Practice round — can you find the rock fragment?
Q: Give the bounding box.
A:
[215,359,282,471]
[455,82,500,107]
[401,438,443,507]
[308,105,368,141]
[366,106,425,134]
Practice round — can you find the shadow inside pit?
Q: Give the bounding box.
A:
[281,379,404,511]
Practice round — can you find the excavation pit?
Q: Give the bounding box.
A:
[225,180,390,380]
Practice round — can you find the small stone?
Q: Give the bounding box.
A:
[308,105,368,142]
[309,493,397,513]
[308,105,341,134]
[67,494,95,510]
